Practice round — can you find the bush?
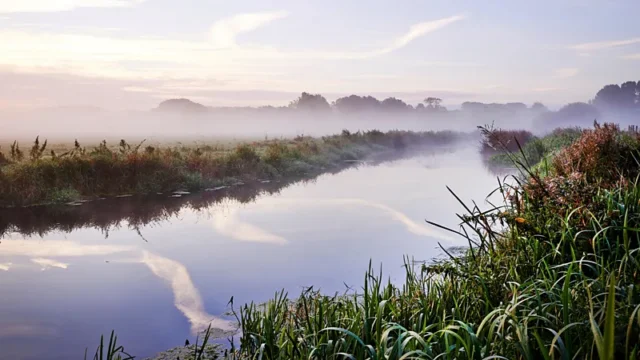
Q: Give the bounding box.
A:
[552,122,639,184]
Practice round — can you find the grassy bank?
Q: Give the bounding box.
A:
[0,130,459,207]
[217,123,639,359]
[483,126,583,171]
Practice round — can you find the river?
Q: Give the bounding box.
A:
[0,145,502,359]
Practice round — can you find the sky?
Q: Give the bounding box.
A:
[0,0,639,110]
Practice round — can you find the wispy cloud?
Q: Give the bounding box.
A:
[553,67,579,79]
[31,258,69,270]
[210,10,289,48]
[331,15,466,59]
[0,12,466,103]
[0,0,146,13]
[570,37,640,51]
[0,262,11,271]
[382,15,466,55]
[622,53,640,60]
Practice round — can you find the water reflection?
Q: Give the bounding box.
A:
[140,251,235,335]
[0,239,133,257]
[0,236,233,335]
[0,146,501,359]
[31,258,69,270]
[217,198,454,243]
[213,207,288,244]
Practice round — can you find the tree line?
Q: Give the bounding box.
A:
[158,81,639,128]
[288,92,545,114]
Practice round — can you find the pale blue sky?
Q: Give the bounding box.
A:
[0,0,638,109]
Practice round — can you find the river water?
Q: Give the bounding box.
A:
[0,145,502,359]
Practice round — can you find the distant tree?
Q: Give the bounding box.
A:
[289,92,331,112]
[461,102,486,112]
[333,95,381,113]
[558,102,599,117]
[531,102,549,113]
[504,103,527,112]
[593,81,639,110]
[155,98,208,113]
[621,81,638,106]
[415,103,426,111]
[380,97,410,111]
[535,102,600,127]
[424,97,443,110]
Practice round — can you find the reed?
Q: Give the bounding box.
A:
[0,130,460,207]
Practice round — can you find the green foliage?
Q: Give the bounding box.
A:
[10,141,23,162]
[0,130,458,206]
[47,188,81,203]
[29,136,48,161]
[85,331,133,360]
[487,126,584,169]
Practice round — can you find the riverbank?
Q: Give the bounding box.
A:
[0,130,461,207]
[222,122,640,359]
[482,126,583,172]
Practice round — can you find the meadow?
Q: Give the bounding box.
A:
[0,130,460,207]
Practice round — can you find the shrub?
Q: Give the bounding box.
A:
[552,122,639,184]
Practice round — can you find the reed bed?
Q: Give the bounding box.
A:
[0,130,459,207]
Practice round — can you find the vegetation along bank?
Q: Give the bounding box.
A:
[0,130,460,207]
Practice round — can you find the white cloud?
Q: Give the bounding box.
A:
[386,15,466,54]
[31,258,69,270]
[0,0,146,13]
[570,37,640,51]
[622,53,640,60]
[553,67,579,78]
[0,13,466,102]
[328,15,466,59]
[0,13,465,80]
[0,263,11,271]
[210,10,289,48]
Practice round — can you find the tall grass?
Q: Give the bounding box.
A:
[224,122,640,359]
[0,130,460,207]
[484,127,583,172]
